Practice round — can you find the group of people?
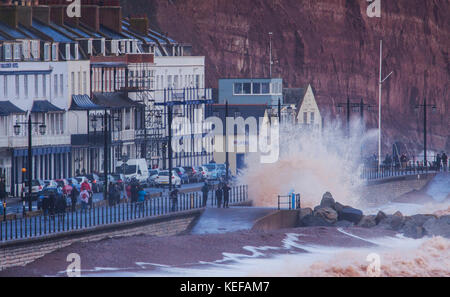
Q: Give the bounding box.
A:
[201,181,231,208]
[435,152,448,172]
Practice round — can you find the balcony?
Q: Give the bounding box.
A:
[8,134,71,148]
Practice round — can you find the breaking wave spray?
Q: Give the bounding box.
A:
[240,119,376,209]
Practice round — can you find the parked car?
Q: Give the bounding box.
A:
[148,169,160,186]
[84,173,101,193]
[202,163,219,180]
[22,179,45,200]
[173,167,189,184]
[194,166,205,182]
[154,170,181,187]
[43,180,58,189]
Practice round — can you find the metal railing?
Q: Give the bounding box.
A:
[0,184,248,242]
[360,163,443,180]
[277,193,300,210]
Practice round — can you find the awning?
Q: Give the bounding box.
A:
[70,95,103,111]
[92,92,145,109]
[31,100,64,113]
[0,101,26,116]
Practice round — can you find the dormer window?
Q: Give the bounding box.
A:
[66,44,71,60]
[43,43,50,61]
[52,43,58,61]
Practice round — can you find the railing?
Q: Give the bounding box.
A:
[360,163,441,180]
[0,184,248,242]
[277,193,301,210]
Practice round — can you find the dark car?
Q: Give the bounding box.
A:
[182,166,197,183]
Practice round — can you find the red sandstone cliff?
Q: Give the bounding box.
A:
[122,0,449,153]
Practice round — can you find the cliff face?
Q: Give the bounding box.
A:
[122,0,450,153]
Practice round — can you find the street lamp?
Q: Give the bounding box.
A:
[14,114,46,212]
[415,98,437,171]
[336,97,374,138]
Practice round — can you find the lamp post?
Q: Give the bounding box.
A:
[14,114,46,212]
[91,111,121,201]
[415,98,437,172]
[336,97,374,138]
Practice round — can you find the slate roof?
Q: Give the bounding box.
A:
[31,100,64,113]
[0,100,26,116]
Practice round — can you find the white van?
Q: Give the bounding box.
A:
[116,158,149,186]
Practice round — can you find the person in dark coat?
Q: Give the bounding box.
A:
[222,183,230,208]
[170,188,179,212]
[201,182,209,207]
[442,152,448,172]
[130,179,139,204]
[108,182,116,206]
[0,178,6,202]
[48,192,56,218]
[215,185,223,208]
[55,193,67,218]
[70,181,79,212]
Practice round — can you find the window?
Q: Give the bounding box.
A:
[303,112,307,124]
[15,75,19,97]
[52,43,57,61]
[261,83,270,94]
[31,41,39,59]
[78,71,81,94]
[234,83,243,94]
[88,39,93,54]
[252,83,261,94]
[54,74,58,96]
[101,39,105,55]
[22,41,30,60]
[71,72,75,94]
[34,74,38,97]
[4,44,12,60]
[195,75,200,88]
[174,75,178,89]
[66,44,71,60]
[168,75,172,88]
[3,76,7,97]
[43,75,46,97]
[310,112,315,124]
[44,43,50,61]
[13,43,20,60]
[83,71,87,94]
[74,44,79,60]
[60,74,63,95]
[24,75,28,98]
[243,82,251,94]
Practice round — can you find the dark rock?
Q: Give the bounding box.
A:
[300,214,334,227]
[393,211,403,218]
[314,207,338,224]
[375,211,387,225]
[339,207,364,224]
[298,208,313,225]
[423,215,450,238]
[377,214,406,231]
[319,192,335,209]
[334,202,345,214]
[357,215,377,228]
[335,220,354,228]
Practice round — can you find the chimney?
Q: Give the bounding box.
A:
[49,5,65,26]
[99,4,122,33]
[80,4,99,32]
[32,5,50,24]
[17,4,32,26]
[129,15,148,35]
[0,5,18,28]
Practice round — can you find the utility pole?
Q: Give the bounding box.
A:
[225,100,229,183]
[378,40,394,170]
[168,104,173,191]
[269,32,273,78]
